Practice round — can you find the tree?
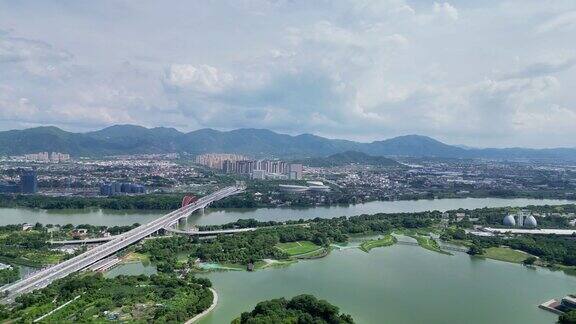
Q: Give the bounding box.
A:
[559,310,576,324]
[523,256,537,266]
[467,244,484,256]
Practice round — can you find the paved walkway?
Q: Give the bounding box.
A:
[185,287,218,323]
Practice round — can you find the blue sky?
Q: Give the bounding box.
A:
[0,0,575,147]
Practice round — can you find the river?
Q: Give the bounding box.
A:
[0,197,571,226]
[2,197,576,323]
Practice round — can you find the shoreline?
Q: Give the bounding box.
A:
[185,287,218,324]
[1,196,573,213]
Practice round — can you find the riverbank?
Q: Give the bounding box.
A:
[1,197,573,227]
[186,287,218,324]
[2,192,574,211]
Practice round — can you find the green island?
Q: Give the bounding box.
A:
[232,294,354,324]
[412,235,452,255]
[359,235,397,252]
[0,273,213,323]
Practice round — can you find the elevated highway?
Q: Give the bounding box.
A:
[1,186,243,303]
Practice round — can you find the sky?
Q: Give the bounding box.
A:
[0,0,575,148]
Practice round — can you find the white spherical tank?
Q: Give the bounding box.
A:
[524,215,537,228]
[503,214,516,227]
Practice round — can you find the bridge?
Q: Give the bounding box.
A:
[1,186,243,303]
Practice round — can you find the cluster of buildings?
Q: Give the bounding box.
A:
[503,210,538,228]
[0,170,38,194]
[195,153,248,169]
[99,182,146,196]
[195,153,303,180]
[24,152,70,163]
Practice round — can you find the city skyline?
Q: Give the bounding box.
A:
[0,1,575,148]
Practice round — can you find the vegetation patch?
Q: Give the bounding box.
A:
[412,235,452,255]
[276,241,322,256]
[481,247,530,264]
[0,273,213,323]
[0,266,19,285]
[360,235,397,252]
[233,294,354,324]
[122,252,149,263]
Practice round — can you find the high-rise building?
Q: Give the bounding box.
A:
[195,153,248,169]
[50,152,70,162]
[288,163,303,180]
[20,170,38,194]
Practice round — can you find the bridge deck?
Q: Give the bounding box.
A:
[1,186,243,303]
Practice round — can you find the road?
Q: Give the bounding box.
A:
[1,186,243,303]
[163,227,257,235]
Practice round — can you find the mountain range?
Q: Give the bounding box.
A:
[299,151,401,167]
[0,125,575,161]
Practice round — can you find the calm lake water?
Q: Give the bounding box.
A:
[198,245,575,324]
[0,197,572,226]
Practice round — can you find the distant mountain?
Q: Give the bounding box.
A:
[1,125,576,161]
[300,151,401,167]
[365,135,466,158]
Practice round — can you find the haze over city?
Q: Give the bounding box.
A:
[1,0,576,147]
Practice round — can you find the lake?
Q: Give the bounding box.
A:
[198,243,575,324]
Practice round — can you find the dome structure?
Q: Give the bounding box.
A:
[524,215,537,228]
[503,214,516,227]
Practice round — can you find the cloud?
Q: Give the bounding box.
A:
[0,34,72,64]
[502,55,576,79]
[0,0,575,147]
[536,11,576,33]
[164,64,234,93]
[433,2,459,21]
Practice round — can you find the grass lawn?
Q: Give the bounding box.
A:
[412,235,452,255]
[122,252,150,263]
[360,235,397,252]
[482,247,530,264]
[276,241,322,256]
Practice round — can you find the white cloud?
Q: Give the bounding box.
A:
[0,0,575,147]
[536,11,576,33]
[164,64,234,93]
[433,2,459,21]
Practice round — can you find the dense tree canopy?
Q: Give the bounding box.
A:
[235,294,354,324]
